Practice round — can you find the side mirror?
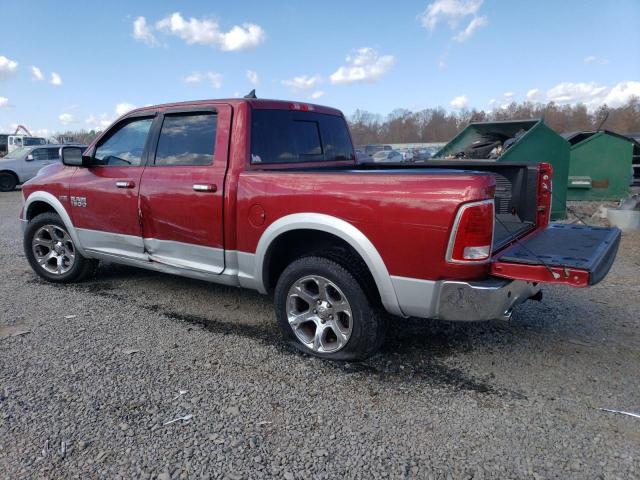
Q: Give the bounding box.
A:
[61,146,88,167]
[26,154,34,161]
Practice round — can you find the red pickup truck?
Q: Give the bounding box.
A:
[20,98,621,360]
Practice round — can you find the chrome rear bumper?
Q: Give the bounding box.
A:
[390,275,540,321]
[434,278,540,321]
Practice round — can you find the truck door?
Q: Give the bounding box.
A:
[138,104,231,274]
[68,113,156,260]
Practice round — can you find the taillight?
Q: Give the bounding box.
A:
[446,200,494,263]
[537,162,553,227]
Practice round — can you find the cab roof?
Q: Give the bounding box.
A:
[128,98,344,118]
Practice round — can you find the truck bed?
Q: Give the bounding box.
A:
[349,160,540,250]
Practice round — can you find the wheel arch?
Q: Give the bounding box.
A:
[23,191,87,256]
[254,213,403,316]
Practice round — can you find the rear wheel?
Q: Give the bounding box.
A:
[0,172,17,192]
[274,256,386,361]
[24,212,98,283]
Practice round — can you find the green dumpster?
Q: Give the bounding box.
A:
[563,131,635,200]
[434,119,570,219]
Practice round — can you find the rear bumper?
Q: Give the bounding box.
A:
[390,275,540,321]
[434,278,540,321]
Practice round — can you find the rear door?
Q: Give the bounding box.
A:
[138,104,231,274]
[491,224,621,286]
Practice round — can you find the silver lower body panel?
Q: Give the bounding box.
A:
[391,275,540,321]
[434,278,540,321]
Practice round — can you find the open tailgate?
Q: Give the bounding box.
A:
[491,224,621,287]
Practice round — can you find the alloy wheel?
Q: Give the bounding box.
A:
[286,275,353,353]
[32,224,76,275]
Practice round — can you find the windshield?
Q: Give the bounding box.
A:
[24,137,47,146]
[2,147,30,159]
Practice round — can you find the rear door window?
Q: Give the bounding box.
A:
[251,110,353,164]
[153,113,217,166]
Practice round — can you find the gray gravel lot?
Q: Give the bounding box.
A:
[1,189,639,479]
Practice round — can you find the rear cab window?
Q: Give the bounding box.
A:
[250,109,354,165]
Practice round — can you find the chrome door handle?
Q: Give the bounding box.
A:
[193,184,217,192]
[116,181,135,189]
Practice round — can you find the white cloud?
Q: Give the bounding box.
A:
[183,71,222,88]
[521,80,640,108]
[58,113,74,125]
[0,96,8,107]
[218,23,265,51]
[452,15,487,42]
[86,102,135,130]
[546,82,608,105]
[309,91,326,100]
[0,55,18,79]
[526,88,541,101]
[503,91,514,98]
[133,16,158,46]
[31,66,43,81]
[330,48,395,85]
[450,94,469,109]
[155,12,265,51]
[601,81,640,107]
[115,102,137,116]
[282,74,321,92]
[246,70,259,86]
[50,72,62,86]
[183,72,203,84]
[85,114,113,131]
[206,72,222,88]
[419,0,483,30]
[584,55,609,65]
[438,60,446,70]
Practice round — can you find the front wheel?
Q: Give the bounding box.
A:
[274,256,386,361]
[24,212,98,283]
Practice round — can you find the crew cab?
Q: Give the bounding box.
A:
[19,98,621,360]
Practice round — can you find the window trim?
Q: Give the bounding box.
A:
[90,114,157,168]
[147,108,218,168]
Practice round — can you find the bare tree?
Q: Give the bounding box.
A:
[349,97,640,145]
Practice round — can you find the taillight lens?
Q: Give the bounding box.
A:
[447,200,494,263]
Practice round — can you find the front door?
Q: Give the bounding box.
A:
[68,115,155,260]
[138,105,231,274]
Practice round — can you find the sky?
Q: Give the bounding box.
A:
[0,0,639,137]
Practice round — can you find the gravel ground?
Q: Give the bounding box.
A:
[1,190,639,479]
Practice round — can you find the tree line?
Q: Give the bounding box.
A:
[56,97,640,146]
[348,97,640,145]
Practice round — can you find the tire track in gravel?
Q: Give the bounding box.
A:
[23,276,531,401]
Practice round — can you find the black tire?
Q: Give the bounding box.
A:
[24,212,99,283]
[464,140,502,159]
[0,172,17,192]
[274,255,386,361]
